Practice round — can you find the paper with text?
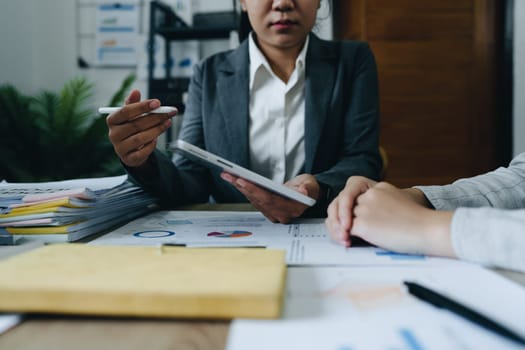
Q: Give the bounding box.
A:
[91,211,459,267]
[227,265,525,350]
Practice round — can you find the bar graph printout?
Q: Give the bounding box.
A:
[90,211,281,248]
[90,211,459,267]
[226,266,525,350]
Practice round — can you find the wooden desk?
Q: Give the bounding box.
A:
[0,319,230,350]
[1,204,524,350]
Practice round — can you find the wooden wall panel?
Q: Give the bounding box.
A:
[378,69,469,97]
[370,41,473,67]
[367,14,473,40]
[365,0,473,13]
[334,0,501,187]
[380,99,471,148]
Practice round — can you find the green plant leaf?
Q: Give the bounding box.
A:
[107,73,136,107]
[0,73,135,182]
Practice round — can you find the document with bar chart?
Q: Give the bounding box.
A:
[227,265,525,350]
[91,211,459,267]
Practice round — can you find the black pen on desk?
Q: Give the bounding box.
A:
[403,281,525,346]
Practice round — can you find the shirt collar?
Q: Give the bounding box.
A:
[249,32,309,90]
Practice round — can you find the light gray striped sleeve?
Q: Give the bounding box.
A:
[450,207,525,272]
[416,153,525,210]
[413,153,525,272]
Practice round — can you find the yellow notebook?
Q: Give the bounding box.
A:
[0,244,287,319]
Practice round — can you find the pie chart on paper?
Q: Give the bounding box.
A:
[207,230,253,238]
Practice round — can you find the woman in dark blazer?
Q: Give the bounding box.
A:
[107,0,382,222]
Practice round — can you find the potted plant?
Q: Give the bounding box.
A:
[0,74,135,182]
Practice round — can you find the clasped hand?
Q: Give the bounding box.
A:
[325,176,455,257]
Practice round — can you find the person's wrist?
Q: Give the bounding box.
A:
[403,188,433,208]
[421,210,456,258]
[125,153,157,182]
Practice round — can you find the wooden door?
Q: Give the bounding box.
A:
[334,0,506,186]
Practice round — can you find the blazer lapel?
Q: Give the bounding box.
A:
[304,35,336,173]
[216,42,251,167]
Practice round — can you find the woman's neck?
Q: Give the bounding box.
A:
[254,37,306,84]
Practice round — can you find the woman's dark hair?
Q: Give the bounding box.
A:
[238,11,253,42]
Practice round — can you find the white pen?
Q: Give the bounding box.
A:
[98,106,178,114]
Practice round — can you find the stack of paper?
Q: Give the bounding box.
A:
[0,175,157,242]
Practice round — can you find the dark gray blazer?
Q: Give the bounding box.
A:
[129,34,382,217]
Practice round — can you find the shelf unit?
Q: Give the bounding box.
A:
[147,1,238,116]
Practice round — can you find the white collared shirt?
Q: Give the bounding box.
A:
[248,33,308,183]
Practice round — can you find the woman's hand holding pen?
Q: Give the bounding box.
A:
[106,89,177,168]
[220,173,320,223]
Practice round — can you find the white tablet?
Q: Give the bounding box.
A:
[171,140,316,207]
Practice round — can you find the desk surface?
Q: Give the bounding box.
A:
[1,319,230,350]
[1,204,524,350]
